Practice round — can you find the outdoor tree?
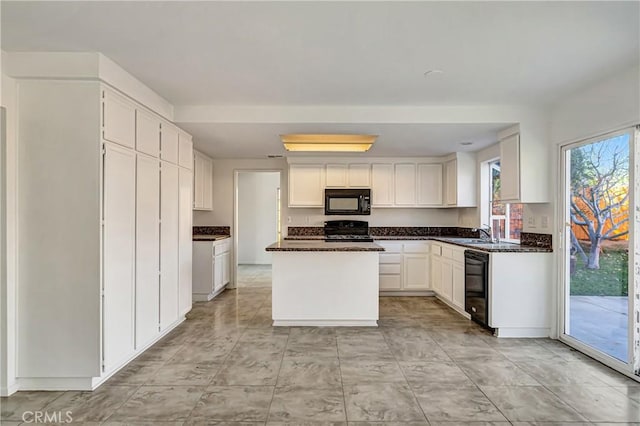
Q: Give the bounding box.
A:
[569,137,629,269]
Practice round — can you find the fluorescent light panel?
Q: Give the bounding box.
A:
[281,134,377,152]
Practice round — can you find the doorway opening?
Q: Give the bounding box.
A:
[234,171,281,289]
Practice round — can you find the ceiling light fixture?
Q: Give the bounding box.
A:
[281,134,377,152]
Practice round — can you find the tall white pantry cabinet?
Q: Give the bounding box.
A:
[16,80,193,390]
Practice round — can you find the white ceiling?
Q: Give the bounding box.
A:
[179,122,509,158]
[2,1,638,157]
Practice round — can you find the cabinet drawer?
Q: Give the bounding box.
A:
[214,240,230,255]
[441,246,453,259]
[378,242,402,253]
[379,263,401,274]
[452,249,465,263]
[379,253,402,264]
[431,244,442,256]
[379,274,401,290]
[403,242,429,254]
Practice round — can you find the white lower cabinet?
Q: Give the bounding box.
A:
[135,154,160,350]
[193,238,231,301]
[431,242,467,315]
[378,241,429,292]
[102,143,136,372]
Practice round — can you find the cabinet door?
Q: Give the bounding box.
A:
[222,251,230,285]
[160,162,180,330]
[136,109,160,157]
[103,90,135,149]
[102,143,136,371]
[445,160,457,206]
[379,274,402,290]
[178,168,193,316]
[289,164,324,207]
[214,254,223,290]
[440,259,453,302]
[403,254,429,290]
[193,154,204,209]
[326,164,347,187]
[371,164,394,206]
[348,164,371,187]
[203,159,213,210]
[499,133,520,201]
[452,262,465,310]
[394,164,417,206]
[431,256,442,295]
[178,133,193,170]
[135,154,160,350]
[417,163,443,206]
[161,123,180,164]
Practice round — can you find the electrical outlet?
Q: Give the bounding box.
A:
[528,216,536,228]
[541,215,549,229]
[287,216,292,224]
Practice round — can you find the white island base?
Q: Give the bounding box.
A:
[271,250,379,326]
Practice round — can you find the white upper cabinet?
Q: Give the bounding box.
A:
[497,125,549,203]
[394,164,417,206]
[498,132,521,202]
[348,164,371,187]
[103,89,135,149]
[160,122,180,164]
[178,133,193,170]
[371,163,394,207]
[135,108,160,157]
[193,150,213,211]
[417,163,443,206]
[289,164,325,207]
[443,152,477,207]
[325,163,370,188]
[325,164,347,187]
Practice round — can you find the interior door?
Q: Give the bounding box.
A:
[102,143,136,372]
[561,128,638,376]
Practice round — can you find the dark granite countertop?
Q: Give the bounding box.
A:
[283,235,552,253]
[431,237,552,253]
[193,235,231,242]
[266,240,384,252]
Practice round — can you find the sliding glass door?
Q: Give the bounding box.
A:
[561,128,638,375]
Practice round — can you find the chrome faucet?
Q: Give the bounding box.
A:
[474,224,498,243]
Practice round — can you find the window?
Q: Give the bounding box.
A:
[489,160,523,242]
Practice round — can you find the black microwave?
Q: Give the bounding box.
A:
[324,189,371,215]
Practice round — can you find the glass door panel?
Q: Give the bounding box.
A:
[564,131,631,363]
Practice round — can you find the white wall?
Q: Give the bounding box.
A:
[1,71,18,396]
[238,172,280,264]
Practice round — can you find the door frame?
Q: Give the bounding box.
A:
[557,126,639,380]
[231,169,282,289]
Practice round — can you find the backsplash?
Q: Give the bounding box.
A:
[520,232,553,249]
[288,226,479,238]
[287,227,324,236]
[193,226,231,236]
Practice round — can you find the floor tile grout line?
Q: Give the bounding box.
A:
[380,328,431,424]
[265,328,289,423]
[336,328,349,424]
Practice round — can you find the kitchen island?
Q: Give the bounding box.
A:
[265,240,384,326]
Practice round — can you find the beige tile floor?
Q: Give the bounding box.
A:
[237,264,272,288]
[2,287,640,425]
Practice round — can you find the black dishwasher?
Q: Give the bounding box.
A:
[464,250,490,328]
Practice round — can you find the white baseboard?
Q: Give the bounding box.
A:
[380,290,434,296]
[0,381,20,396]
[192,285,228,302]
[495,327,550,338]
[435,295,471,319]
[273,320,378,327]
[17,316,186,392]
